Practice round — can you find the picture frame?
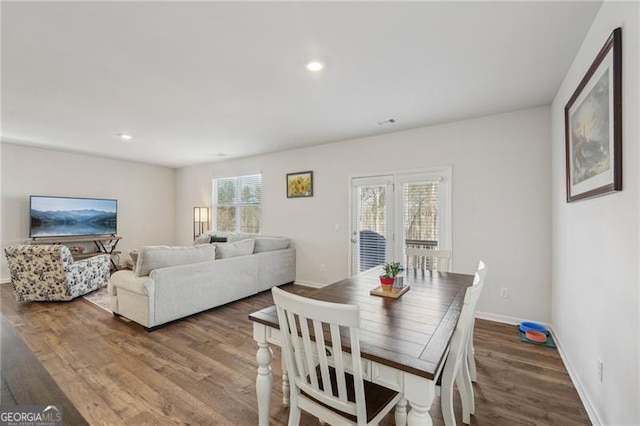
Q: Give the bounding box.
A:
[286,171,313,198]
[564,27,622,203]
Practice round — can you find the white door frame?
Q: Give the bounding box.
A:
[348,166,452,277]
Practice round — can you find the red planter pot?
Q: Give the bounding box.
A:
[380,276,394,291]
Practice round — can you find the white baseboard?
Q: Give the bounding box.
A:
[475,310,527,325]
[476,311,600,425]
[1,278,11,285]
[293,280,325,288]
[547,324,602,426]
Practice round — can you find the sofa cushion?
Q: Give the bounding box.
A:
[135,245,216,277]
[214,239,255,259]
[193,233,229,245]
[254,237,290,253]
[227,233,253,243]
[203,232,253,242]
[130,250,139,273]
[194,234,212,245]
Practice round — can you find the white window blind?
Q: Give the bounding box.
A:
[403,180,440,269]
[213,174,262,234]
[403,181,439,244]
[357,184,389,271]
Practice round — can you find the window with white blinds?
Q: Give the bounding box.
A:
[213,174,262,234]
[403,181,439,246]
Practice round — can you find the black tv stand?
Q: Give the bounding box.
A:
[30,235,122,271]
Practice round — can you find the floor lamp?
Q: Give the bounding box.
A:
[193,207,209,240]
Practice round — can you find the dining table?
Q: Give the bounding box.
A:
[249,266,474,426]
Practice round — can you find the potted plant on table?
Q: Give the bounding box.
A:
[380,262,405,292]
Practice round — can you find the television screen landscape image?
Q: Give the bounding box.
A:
[30,196,117,238]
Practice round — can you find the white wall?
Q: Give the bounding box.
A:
[1,143,177,280]
[551,1,639,424]
[177,106,551,322]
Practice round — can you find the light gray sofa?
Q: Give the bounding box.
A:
[108,237,295,330]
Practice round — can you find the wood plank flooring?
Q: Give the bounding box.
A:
[0,283,590,425]
[1,314,88,425]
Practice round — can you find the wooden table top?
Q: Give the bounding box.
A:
[249,267,474,380]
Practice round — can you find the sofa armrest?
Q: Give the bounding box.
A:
[108,270,156,327]
[108,270,155,296]
[257,247,295,292]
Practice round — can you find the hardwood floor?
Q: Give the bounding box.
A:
[0,283,590,425]
[1,314,88,425]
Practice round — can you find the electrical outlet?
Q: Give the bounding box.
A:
[499,287,509,298]
[597,359,604,382]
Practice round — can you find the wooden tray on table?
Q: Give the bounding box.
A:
[369,285,410,299]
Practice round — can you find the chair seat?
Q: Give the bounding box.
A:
[303,365,399,423]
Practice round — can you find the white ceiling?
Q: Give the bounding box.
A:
[1,1,602,168]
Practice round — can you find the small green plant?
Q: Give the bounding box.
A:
[381,262,404,279]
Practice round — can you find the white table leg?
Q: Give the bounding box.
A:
[404,373,436,426]
[254,324,273,426]
[281,351,290,407]
[395,397,408,425]
[408,403,433,426]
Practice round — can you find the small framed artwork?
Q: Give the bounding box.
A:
[565,27,622,202]
[286,171,313,198]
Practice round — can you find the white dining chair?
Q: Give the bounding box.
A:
[466,260,487,383]
[438,264,486,426]
[272,287,402,426]
[405,247,451,272]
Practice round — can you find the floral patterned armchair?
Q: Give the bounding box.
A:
[4,245,110,301]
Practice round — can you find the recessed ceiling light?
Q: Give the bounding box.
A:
[117,133,133,141]
[306,61,324,72]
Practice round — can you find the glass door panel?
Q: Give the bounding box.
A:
[401,180,440,269]
[350,176,393,275]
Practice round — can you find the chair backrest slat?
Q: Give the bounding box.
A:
[313,320,334,399]
[299,314,319,390]
[406,248,451,272]
[283,309,308,382]
[349,327,367,421]
[329,323,349,403]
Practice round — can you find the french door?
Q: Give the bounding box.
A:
[350,169,451,276]
[350,176,394,274]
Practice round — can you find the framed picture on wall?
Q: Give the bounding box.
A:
[564,27,622,202]
[286,171,313,198]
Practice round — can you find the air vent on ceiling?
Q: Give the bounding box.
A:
[376,118,396,126]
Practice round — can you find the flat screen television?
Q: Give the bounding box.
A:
[30,195,118,238]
